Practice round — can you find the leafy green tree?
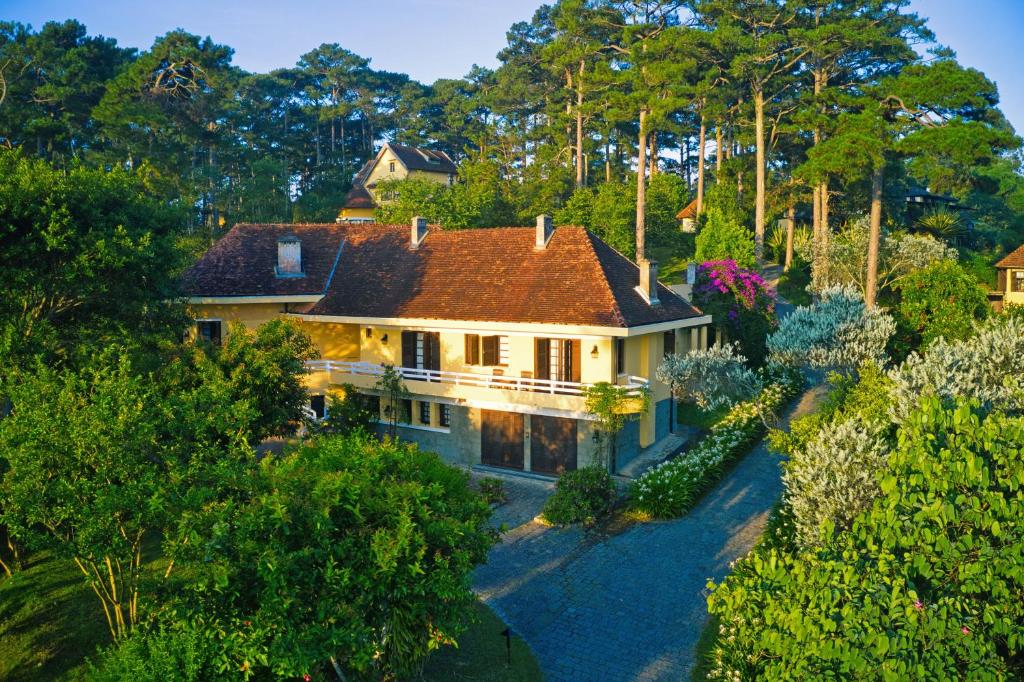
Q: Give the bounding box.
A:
[695,205,755,268]
[377,364,410,439]
[0,152,187,373]
[895,260,989,348]
[162,433,495,679]
[584,382,650,470]
[708,399,1024,679]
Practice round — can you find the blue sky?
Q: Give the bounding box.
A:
[4,0,1023,133]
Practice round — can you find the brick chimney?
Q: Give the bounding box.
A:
[638,259,660,306]
[276,234,303,277]
[411,216,428,249]
[535,214,553,249]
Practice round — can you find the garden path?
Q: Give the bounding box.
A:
[472,382,828,681]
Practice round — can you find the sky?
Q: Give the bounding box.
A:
[3,0,1023,133]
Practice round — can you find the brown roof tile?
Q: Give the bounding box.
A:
[181,224,345,297]
[342,184,376,209]
[676,198,698,220]
[996,244,1024,269]
[183,223,703,328]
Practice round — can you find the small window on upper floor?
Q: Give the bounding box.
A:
[615,338,626,376]
[197,320,222,346]
[389,160,396,173]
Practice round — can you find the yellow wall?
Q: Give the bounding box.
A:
[301,321,360,360]
[189,303,284,334]
[364,147,453,202]
[338,206,375,221]
[1005,268,1024,305]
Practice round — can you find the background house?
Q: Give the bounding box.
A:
[337,143,457,222]
[993,244,1024,311]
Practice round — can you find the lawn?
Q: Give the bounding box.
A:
[676,400,729,430]
[649,232,696,285]
[0,549,540,681]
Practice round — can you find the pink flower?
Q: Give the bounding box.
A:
[961,626,970,635]
[914,600,923,610]
[304,675,312,681]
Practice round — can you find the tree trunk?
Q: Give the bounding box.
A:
[635,108,649,262]
[575,60,585,189]
[649,132,658,176]
[605,136,611,184]
[865,164,884,308]
[715,125,723,180]
[754,88,766,266]
[696,116,707,215]
[784,203,795,272]
[340,118,347,173]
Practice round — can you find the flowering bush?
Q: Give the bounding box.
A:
[630,370,802,519]
[693,260,778,366]
[541,467,616,525]
[767,285,895,371]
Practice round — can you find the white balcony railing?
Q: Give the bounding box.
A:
[306,359,648,396]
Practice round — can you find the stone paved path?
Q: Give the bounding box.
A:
[473,383,828,681]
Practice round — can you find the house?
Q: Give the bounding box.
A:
[676,198,698,233]
[337,142,458,223]
[992,244,1024,311]
[181,216,712,475]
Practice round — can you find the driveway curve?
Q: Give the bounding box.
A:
[473,384,827,681]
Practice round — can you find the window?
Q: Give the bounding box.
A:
[465,333,480,364]
[419,401,431,425]
[615,338,626,376]
[663,330,676,359]
[466,334,507,366]
[402,331,440,371]
[1015,271,1024,293]
[196,320,222,346]
[440,403,451,428]
[400,399,412,424]
[535,338,581,383]
[389,160,396,173]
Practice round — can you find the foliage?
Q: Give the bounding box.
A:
[646,172,690,242]
[87,624,222,681]
[708,400,1024,679]
[694,206,756,269]
[767,285,896,371]
[801,217,959,297]
[767,223,811,264]
[657,344,759,411]
[541,467,616,526]
[631,370,801,519]
[0,349,253,642]
[477,477,507,506]
[915,207,967,240]
[894,260,989,348]
[376,363,410,439]
[583,381,650,470]
[210,319,319,442]
[691,260,777,366]
[889,314,1024,422]
[776,257,812,305]
[0,151,187,373]
[163,433,495,679]
[309,385,377,436]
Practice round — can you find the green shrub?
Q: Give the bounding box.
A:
[541,467,616,525]
[478,477,506,505]
[707,400,1024,679]
[777,257,812,305]
[894,260,989,349]
[88,625,221,681]
[310,384,377,436]
[694,206,756,268]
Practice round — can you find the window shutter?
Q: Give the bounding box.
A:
[482,335,499,366]
[535,338,550,380]
[465,334,480,365]
[427,332,441,371]
[570,340,582,383]
[401,331,416,368]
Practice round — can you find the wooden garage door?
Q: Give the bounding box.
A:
[481,410,524,470]
[530,415,578,475]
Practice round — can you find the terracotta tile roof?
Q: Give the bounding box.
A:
[676,198,698,220]
[342,183,376,209]
[181,224,345,297]
[182,223,703,328]
[995,244,1024,269]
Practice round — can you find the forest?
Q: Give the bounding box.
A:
[2,0,1022,266]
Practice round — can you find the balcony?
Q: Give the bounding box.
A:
[305,360,649,414]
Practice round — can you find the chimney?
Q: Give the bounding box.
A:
[535,214,553,249]
[276,234,302,277]
[638,259,660,306]
[411,216,428,249]
[686,261,697,285]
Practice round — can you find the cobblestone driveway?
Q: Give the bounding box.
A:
[473,385,826,681]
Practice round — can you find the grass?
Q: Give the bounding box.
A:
[0,550,107,681]
[421,600,542,681]
[676,400,729,430]
[1,550,540,682]
[649,232,696,284]
[690,614,721,681]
